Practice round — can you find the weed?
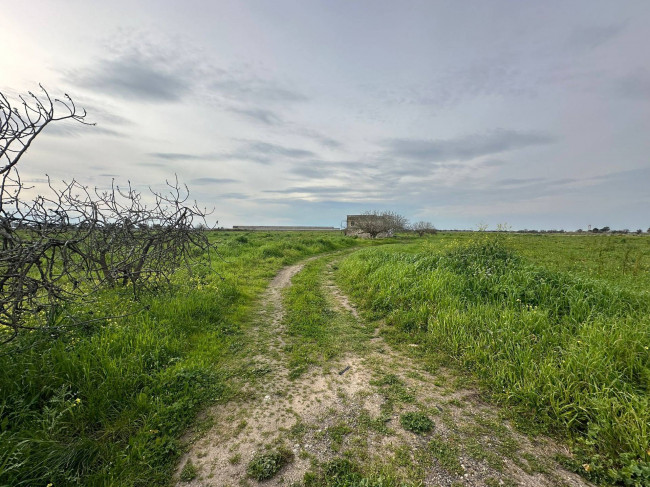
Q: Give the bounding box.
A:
[246,448,293,481]
[399,412,434,434]
[428,436,464,475]
[328,422,353,450]
[180,459,198,482]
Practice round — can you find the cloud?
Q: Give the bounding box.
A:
[209,75,307,105]
[75,52,192,102]
[149,152,216,161]
[244,141,315,159]
[297,129,342,148]
[495,177,546,186]
[43,123,124,138]
[567,23,626,50]
[189,177,239,185]
[616,69,650,100]
[290,164,336,178]
[218,192,249,199]
[148,141,316,166]
[228,107,283,125]
[264,186,353,195]
[221,141,317,164]
[381,129,556,163]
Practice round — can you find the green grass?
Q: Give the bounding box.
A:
[282,255,373,378]
[336,232,650,486]
[179,459,198,482]
[303,457,397,487]
[0,231,362,486]
[246,448,293,480]
[399,412,434,435]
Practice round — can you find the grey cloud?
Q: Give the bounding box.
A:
[287,158,368,180]
[264,186,353,195]
[209,76,307,104]
[616,69,650,100]
[567,23,625,50]
[296,129,342,149]
[494,177,577,189]
[228,107,283,125]
[317,137,342,149]
[189,177,239,185]
[481,159,507,168]
[382,130,556,163]
[290,164,334,178]
[43,123,124,138]
[76,53,190,102]
[149,152,216,161]
[135,161,170,168]
[496,177,546,186]
[218,192,249,200]
[149,141,316,166]
[222,141,316,164]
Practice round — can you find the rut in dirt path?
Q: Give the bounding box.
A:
[176,254,594,487]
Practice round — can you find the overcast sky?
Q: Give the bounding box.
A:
[2,0,649,229]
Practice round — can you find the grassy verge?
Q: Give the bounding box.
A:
[282,254,373,379]
[336,233,650,486]
[0,231,362,486]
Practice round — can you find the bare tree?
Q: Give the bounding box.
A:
[1,87,216,345]
[1,85,92,213]
[411,221,437,237]
[350,210,408,238]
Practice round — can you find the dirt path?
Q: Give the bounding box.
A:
[176,255,593,487]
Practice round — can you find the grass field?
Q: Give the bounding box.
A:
[336,232,650,486]
[2,230,649,486]
[0,231,363,487]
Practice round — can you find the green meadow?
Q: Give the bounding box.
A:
[0,232,363,486]
[336,232,650,485]
[1,231,649,486]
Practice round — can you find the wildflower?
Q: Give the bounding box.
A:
[47,484,53,487]
[645,346,649,350]
[75,398,81,404]
[583,464,591,472]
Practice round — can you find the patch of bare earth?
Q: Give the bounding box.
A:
[176,257,593,487]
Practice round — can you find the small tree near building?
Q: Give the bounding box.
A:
[411,221,437,236]
[349,211,408,238]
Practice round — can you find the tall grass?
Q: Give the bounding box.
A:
[0,231,360,486]
[337,234,650,485]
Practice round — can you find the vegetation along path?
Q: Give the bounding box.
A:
[176,250,593,487]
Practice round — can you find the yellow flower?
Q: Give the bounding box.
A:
[583,464,591,472]
[75,398,81,404]
[47,484,53,487]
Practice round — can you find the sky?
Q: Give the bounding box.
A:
[2,0,649,230]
